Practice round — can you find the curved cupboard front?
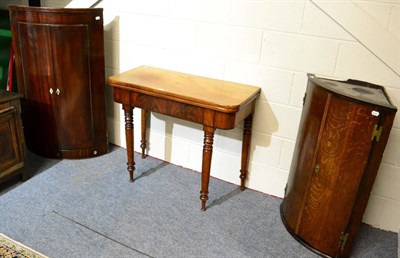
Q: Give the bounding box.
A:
[9,6,108,159]
[281,75,397,258]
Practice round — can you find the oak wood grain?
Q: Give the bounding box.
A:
[281,75,397,258]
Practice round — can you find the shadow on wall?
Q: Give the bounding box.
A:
[103,15,120,120]
[256,89,279,140]
[149,89,279,166]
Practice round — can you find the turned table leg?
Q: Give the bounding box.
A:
[140,109,148,159]
[240,114,253,190]
[200,125,216,211]
[123,104,135,182]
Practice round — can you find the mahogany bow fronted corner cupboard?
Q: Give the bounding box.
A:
[281,75,397,258]
[9,6,108,159]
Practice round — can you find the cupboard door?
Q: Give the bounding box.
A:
[0,106,23,177]
[17,23,60,156]
[282,83,328,231]
[50,24,95,151]
[10,6,108,159]
[297,94,380,256]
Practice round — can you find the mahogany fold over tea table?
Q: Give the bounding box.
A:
[108,66,261,211]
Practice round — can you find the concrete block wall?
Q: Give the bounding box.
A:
[1,0,398,232]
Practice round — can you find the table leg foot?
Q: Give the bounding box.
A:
[124,104,136,183]
[240,114,253,190]
[140,142,147,159]
[127,163,135,183]
[200,192,208,211]
[141,109,148,159]
[200,125,215,211]
[239,170,246,191]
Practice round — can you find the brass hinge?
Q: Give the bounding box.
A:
[338,232,349,251]
[371,124,383,142]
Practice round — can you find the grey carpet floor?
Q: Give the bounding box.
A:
[0,145,397,257]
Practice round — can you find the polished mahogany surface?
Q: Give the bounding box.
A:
[109,66,261,211]
[109,66,261,113]
[0,90,26,183]
[281,75,397,257]
[9,6,108,159]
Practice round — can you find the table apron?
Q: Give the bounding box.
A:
[113,89,254,129]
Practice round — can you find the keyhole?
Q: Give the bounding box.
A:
[314,164,320,174]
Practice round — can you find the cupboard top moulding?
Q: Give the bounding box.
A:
[308,75,397,109]
[8,6,103,24]
[9,5,108,159]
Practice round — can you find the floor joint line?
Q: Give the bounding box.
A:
[52,210,153,258]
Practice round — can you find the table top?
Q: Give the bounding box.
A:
[108,66,261,113]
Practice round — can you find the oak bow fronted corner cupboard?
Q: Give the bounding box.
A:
[9,5,108,159]
[281,74,397,258]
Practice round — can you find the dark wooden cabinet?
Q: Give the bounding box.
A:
[281,75,397,258]
[9,6,108,159]
[0,90,26,183]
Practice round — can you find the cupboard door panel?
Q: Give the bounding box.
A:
[0,110,19,171]
[51,25,94,150]
[17,23,59,156]
[297,96,379,256]
[282,83,328,232]
[0,93,25,182]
